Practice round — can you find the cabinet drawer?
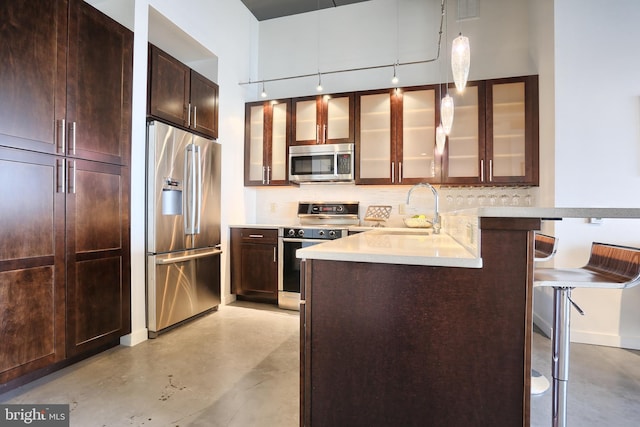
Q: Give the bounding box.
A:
[237,228,278,245]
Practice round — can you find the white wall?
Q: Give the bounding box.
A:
[549,0,640,349]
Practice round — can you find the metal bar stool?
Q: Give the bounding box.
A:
[534,242,640,427]
[531,233,559,395]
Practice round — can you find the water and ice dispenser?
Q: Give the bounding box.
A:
[161,177,182,215]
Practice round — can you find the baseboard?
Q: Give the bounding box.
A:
[532,312,552,338]
[571,330,640,351]
[120,327,149,347]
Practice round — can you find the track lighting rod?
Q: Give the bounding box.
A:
[239,0,445,87]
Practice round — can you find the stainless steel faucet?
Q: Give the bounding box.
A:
[406,183,440,234]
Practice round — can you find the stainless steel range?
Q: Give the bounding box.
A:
[278,201,359,310]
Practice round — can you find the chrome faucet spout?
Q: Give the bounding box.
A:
[406,183,440,234]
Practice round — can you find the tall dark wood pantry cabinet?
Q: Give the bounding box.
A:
[0,0,132,390]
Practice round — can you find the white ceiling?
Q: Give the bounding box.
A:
[240,0,371,21]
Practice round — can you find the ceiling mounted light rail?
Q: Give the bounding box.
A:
[239,0,447,91]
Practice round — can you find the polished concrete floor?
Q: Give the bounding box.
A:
[1,302,639,426]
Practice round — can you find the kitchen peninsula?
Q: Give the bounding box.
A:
[297,207,640,427]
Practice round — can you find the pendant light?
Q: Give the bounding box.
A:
[440,93,454,135]
[316,72,323,92]
[451,33,470,92]
[391,63,399,85]
[260,81,267,98]
[435,124,446,155]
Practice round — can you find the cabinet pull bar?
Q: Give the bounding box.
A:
[399,162,402,183]
[187,103,191,127]
[266,166,271,184]
[489,160,493,182]
[69,121,76,155]
[57,119,66,154]
[68,160,76,194]
[262,166,266,184]
[480,159,485,182]
[316,125,319,144]
[193,106,197,128]
[391,162,395,183]
[273,247,277,263]
[323,124,327,144]
[56,158,66,193]
[248,234,264,238]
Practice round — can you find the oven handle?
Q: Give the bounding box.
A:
[281,237,324,244]
[297,214,358,220]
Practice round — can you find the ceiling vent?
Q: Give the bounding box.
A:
[458,0,479,20]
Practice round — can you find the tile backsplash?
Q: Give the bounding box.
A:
[254,184,539,227]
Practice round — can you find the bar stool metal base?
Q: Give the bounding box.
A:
[552,287,572,427]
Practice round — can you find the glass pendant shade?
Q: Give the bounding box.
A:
[440,94,454,135]
[260,82,267,98]
[451,33,470,92]
[436,124,446,155]
[316,73,323,92]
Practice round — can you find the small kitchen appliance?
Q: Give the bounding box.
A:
[278,201,359,310]
[289,143,355,183]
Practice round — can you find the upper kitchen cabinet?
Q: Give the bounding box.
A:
[442,76,539,185]
[244,99,290,186]
[356,86,440,185]
[0,0,132,166]
[485,76,539,185]
[148,44,219,140]
[291,93,354,145]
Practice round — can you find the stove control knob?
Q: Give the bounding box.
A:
[318,230,326,237]
[287,229,296,237]
[328,230,337,238]
[297,229,305,237]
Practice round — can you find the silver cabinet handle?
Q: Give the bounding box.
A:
[489,159,493,182]
[248,234,264,238]
[266,166,271,184]
[68,121,76,155]
[68,160,76,194]
[391,162,395,183]
[56,158,66,193]
[480,159,485,182]
[323,124,327,144]
[187,103,192,127]
[193,106,197,128]
[316,125,320,144]
[399,161,402,183]
[273,247,277,263]
[262,166,266,184]
[57,119,66,154]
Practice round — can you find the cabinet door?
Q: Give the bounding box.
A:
[324,93,355,144]
[148,45,190,129]
[398,86,440,184]
[67,0,132,165]
[230,229,278,303]
[292,96,320,145]
[190,70,219,139]
[244,100,290,186]
[486,76,538,185]
[65,159,130,357]
[355,89,395,184]
[0,0,67,155]
[0,148,66,384]
[442,82,485,184]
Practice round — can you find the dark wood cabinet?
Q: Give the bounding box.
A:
[291,93,354,145]
[244,100,291,186]
[0,0,131,390]
[356,86,441,185]
[0,0,132,166]
[148,44,219,139]
[230,228,278,303]
[442,75,539,185]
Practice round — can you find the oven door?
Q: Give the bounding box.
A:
[278,237,322,310]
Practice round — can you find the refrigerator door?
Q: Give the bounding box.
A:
[147,121,221,253]
[147,248,222,336]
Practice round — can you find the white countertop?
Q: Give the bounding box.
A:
[296,229,482,268]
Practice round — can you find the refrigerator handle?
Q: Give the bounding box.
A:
[195,143,202,233]
[184,143,197,234]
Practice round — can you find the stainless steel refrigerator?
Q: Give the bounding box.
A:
[146,120,221,337]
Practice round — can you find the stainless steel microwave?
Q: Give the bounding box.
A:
[289,143,355,183]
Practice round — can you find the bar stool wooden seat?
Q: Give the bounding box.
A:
[534,242,640,427]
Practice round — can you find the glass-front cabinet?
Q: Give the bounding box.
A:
[442,75,538,185]
[244,99,290,186]
[292,93,354,145]
[356,86,440,185]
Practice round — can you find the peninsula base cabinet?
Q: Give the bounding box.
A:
[300,217,540,426]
